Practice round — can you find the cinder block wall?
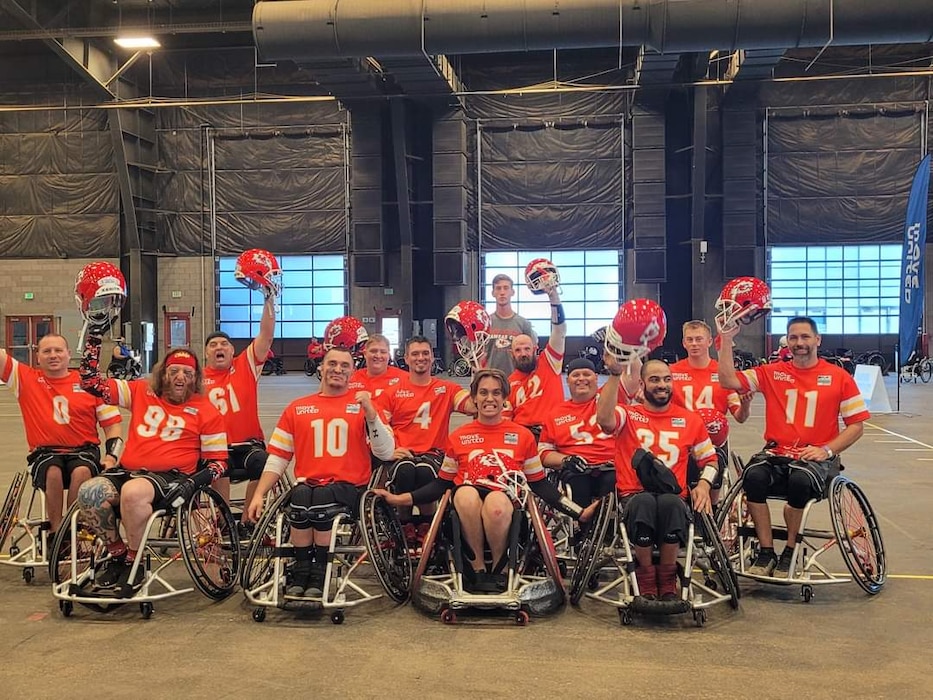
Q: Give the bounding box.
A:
[157,256,215,353]
[0,258,120,358]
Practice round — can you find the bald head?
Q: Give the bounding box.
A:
[511,334,538,373]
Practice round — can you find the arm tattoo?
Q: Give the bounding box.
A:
[77,478,120,543]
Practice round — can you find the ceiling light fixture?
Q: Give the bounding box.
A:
[114,36,161,49]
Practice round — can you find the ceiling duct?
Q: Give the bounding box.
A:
[253,0,933,61]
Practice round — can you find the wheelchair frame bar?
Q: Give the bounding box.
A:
[1,481,50,571]
[52,507,195,606]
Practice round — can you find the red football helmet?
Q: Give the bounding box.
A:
[524,258,560,295]
[604,299,667,365]
[234,249,282,297]
[465,451,528,504]
[445,301,490,369]
[323,316,368,355]
[715,276,772,333]
[74,261,126,324]
[696,407,730,448]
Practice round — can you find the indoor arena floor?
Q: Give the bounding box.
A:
[0,372,930,699]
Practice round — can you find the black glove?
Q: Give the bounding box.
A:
[165,478,198,510]
[561,454,589,475]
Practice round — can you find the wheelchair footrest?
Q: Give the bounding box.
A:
[629,597,691,616]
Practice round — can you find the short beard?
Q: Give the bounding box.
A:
[643,390,671,409]
[514,356,537,373]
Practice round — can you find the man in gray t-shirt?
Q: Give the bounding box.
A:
[485,274,537,374]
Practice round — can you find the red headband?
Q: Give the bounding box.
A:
[165,351,197,370]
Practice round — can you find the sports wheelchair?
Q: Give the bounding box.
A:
[716,453,885,601]
[569,491,739,627]
[241,486,411,624]
[49,485,240,618]
[0,470,49,584]
[410,474,565,626]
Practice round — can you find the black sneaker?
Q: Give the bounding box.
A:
[286,561,312,597]
[115,560,145,598]
[95,554,128,588]
[775,549,795,578]
[748,550,778,577]
[305,561,327,598]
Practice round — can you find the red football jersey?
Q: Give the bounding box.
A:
[738,359,870,449]
[2,358,121,450]
[440,419,545,488]
[379,376,470,452]
[669,358,741,416]
[203,342,264,444]
[348,365,408,400]
[507,343,565,427]
[538,394,615,465]
[610,403,717,497]
[108,379,227,474]
[267,392,376,486]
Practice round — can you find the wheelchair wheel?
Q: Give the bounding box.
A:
[450,358,471,377]
[0,470,28,551]
[696,511,740,607]
[241,489,292,589]
[359,490,411,603]
[715,476,748,563]
[522,499,564,586]
[106,362,127,380]
[829,476,886,595]
[178,487,240,600]
[569,493,615,605]
[303,358,317,377]
[921,359,933,383]
[48,502,100,584]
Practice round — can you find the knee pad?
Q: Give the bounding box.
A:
[243,448,268,481]
[742,464,771,503]
[633,524,654,548]
[288,486,316,530]
[662,531,681,545]
[786,470,815,509]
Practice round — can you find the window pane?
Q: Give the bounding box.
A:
[219,322,252,337]
[768,244,899,337]
[281,288,314,305]
[280,255,313,271]
[219,287,250,305]
[312,255,345,270]
[311,270,345,287]
[311,287,345,304]
[550,250,585,266]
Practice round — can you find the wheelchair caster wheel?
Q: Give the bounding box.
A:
[252,608,266,623]
[60,600,73,617]
[801,585,813,603]
[587,573,600,591]
[440,609,457,625]
[514,611,529,626]
[9,546,19,557]
[331,610,345,625]
[693,610,707,628]
[140,603,154,619]
[23,567,34,584]
[558,561,568,578]
[619,609,633,626]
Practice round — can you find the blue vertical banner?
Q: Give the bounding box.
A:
[899,154,931,361]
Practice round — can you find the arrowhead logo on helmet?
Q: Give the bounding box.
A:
[714,276,772,333]
[604,298,668,365]
[323,316,368,355]
[445,300,491,370]
[524,258,560,295]
[234,248,282,297]
[696,407,730,448]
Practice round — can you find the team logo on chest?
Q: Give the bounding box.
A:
[671,417,686,428]
[504,432,518,445]
[346,403,361,414]
[184,406,199,415]
[817,375,832,386]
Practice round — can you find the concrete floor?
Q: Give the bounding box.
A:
[0,371,930,699]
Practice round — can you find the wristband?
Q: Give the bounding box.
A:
[821,445,834,459]
[550,303,565,325]
[104,437,125,462]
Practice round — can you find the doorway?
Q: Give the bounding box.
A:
[164,311,191,349]
[5,315,56,367]
[376,309,401,360]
